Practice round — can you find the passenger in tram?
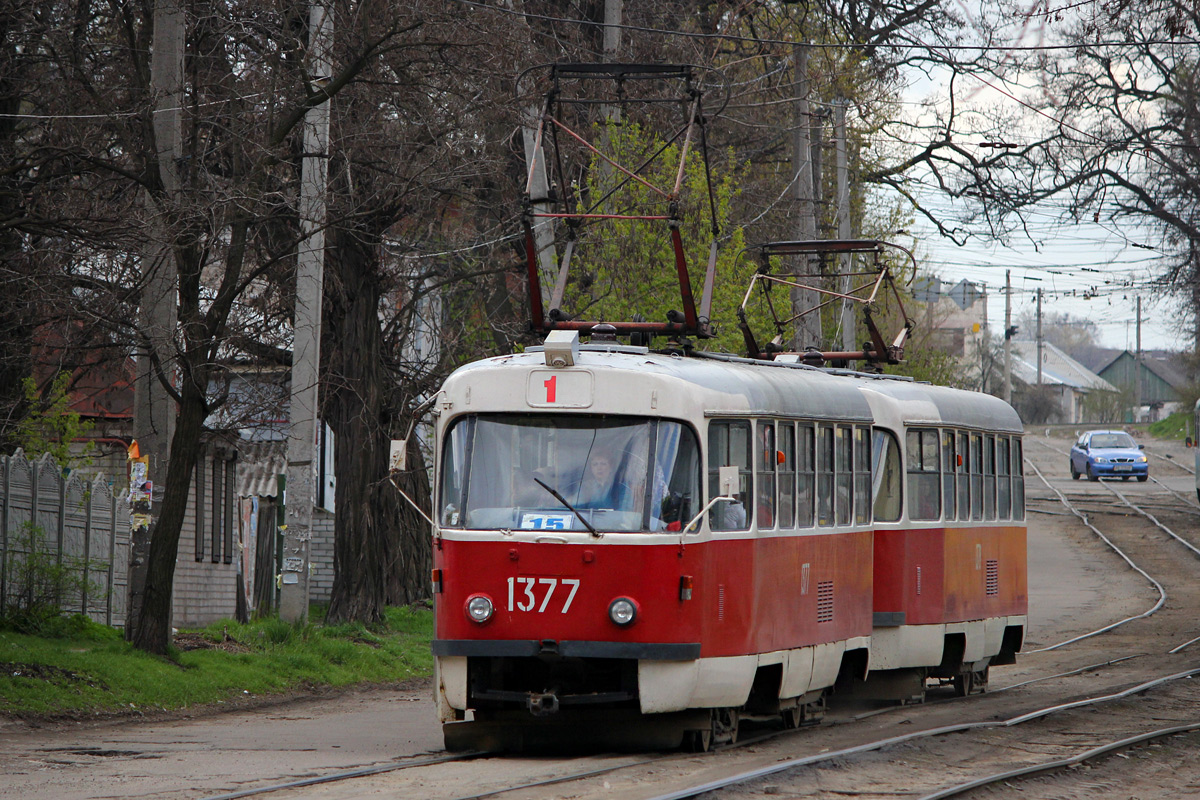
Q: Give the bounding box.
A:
[715,493,747,529]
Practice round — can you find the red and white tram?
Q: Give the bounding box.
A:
[430,332,1027,751]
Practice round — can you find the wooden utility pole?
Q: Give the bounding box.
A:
[129,0,184,639]
[281,1,333,624]
[791,44,820,349]
[834,97,853,352]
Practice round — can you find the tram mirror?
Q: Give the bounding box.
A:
[389,439,407,472]
[718,465,739,497]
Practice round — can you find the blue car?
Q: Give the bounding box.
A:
[1069,430,1149,482]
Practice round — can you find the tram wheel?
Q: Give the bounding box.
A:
[953,666,989,697]
[713,708,739,745]
[683,728,712,752]
[782,705,803,729]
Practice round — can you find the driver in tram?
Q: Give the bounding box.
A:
[575,450,633,510]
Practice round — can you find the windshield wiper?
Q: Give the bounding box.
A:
[533,477,601,538]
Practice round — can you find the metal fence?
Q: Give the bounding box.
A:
[0,450,129,628]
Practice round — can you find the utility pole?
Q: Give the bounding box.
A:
[1036,288,1043,387]
[129,0,184,639]
[1135,296,1143,418]
[515,4,564,301]
[603,0,622,67]
[834,97,853,352]
[791,44,820,349]
[281,1,333,624]
[1003,270,1012,403]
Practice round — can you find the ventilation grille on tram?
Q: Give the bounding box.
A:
[986,560,999,596]
[817,581,834,623]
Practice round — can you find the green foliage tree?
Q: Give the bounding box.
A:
[559,122,755,353]
[14,372,93,469]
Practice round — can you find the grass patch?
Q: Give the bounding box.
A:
[0,606,433,720]
[1147,411,1191,441]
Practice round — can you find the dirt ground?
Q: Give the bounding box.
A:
[0,428,1196,800]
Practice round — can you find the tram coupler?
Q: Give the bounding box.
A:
[526,692,560,716]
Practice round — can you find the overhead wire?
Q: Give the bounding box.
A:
[451,0,1200,52]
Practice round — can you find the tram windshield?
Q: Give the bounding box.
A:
[439,415,702,533]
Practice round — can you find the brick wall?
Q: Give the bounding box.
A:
[309,509,335,603]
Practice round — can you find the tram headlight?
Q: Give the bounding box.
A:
[608,597,639,627]
[465,594,494,624]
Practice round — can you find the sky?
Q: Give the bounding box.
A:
[884,3,1187,354]
[910,209,1182,353]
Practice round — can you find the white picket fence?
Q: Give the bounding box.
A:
[0,450,129,627]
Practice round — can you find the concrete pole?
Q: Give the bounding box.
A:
[603,0,622,63]
[791,44,820,349]
[1036,288,1043,387]
[130,0,184,638]
[835,97,853,352]
[1135,296,1143,417]
[281,1,333,624]
[1003,270,1012,404]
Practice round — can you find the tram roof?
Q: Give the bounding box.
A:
[859,378,1024,434]
[446,347,1022,432]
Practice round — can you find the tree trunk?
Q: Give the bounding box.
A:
[324,228,430,624]
[387,432,433,607]
[130,376,207,653]
[252,496,277,616]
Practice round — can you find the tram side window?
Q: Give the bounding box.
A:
[439,417,473,527]
[836,426,853,526]
[709,420,752,531]
[984,435,997,520]
[997,436,1012,519]
[970,434,983,520]
[957,431,970,521]
[798,424,815,528]
[854,427,871,524]
[757,422,777,529]
[1012,438,1026,520]
[778,423,796,529]
[941,430,957,520]
[817,424,834,526]
[906,428,941,521]
[653,421,703,531]
[872,428,902,522]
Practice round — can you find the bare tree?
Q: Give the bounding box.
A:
[0,0,416,652]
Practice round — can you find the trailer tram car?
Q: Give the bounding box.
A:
[431,332,1027,751]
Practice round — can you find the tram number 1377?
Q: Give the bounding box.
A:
[507,576,581,613]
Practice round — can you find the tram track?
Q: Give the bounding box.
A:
[213,666,1200,800]
[191,434,1200,800]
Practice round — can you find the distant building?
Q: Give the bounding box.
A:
[1008,340,1117,424]
[916,276,989,362]
[1096,350,1192,422]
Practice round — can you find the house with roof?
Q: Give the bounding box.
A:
[1008,340,1118,424]
[1096,350,1192,422]
[7,345,339,630]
